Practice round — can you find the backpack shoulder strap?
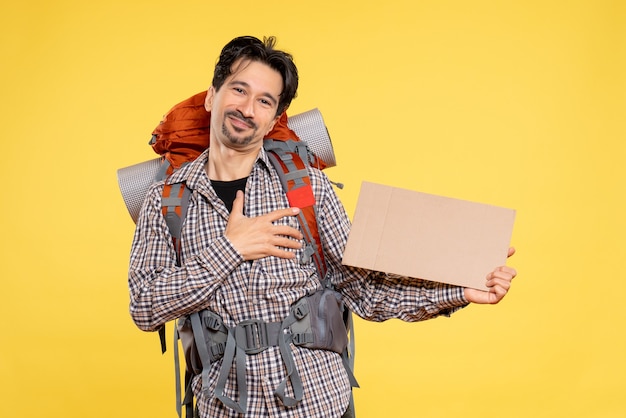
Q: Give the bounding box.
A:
[263,139,328,282]
[156,162,193,353]
[161,181,192,266]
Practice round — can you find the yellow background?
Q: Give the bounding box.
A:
[1,1,624,417]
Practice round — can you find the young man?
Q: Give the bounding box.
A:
[128,36,517,417]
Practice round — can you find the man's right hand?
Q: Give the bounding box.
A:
[225,190,304,260]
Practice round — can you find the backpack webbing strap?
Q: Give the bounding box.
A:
[274,311,307,406]
[190,313,213,397]
[214,330,246,413]
[173,325,195,418]
[342,314,359,387]
[158,326,167,354]
[154,157,171,182]
[213,321,298,413]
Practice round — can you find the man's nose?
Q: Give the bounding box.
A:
[237,96,255,118]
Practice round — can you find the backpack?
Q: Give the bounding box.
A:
[117,92,357,417]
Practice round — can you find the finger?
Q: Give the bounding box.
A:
[268,247,298,259]
[231,190,245,215]
[487,276,512,292]
[272,225,304,240]
[486,274,514,292]
[494,280,511,301]
[507,247,516,258]
[272,236,303,250]
[489,287,507,304]
[482,282,506,304]
[485,272,513,304]
[263,206,301,222]
[493,266,517,279]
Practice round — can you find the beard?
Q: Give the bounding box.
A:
[221,110,259,146]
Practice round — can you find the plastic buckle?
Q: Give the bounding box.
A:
[210,342,226,360]
[292,332,313,345]
[202,312,223,331]
[236,319,269,354]
[292,299,309,320]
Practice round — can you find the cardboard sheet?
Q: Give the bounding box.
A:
[341,181,516,291]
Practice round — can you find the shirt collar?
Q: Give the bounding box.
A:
[165,146,272,191]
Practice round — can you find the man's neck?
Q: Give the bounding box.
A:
[206,141,261,181]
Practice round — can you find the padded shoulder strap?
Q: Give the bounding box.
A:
[161,181,192,266]
[264,139,328,282]
[158,174,193,353]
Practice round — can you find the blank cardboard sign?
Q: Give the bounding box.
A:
[342,181,516,291]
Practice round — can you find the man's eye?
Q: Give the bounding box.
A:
[233,87,245,94]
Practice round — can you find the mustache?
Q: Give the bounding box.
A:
[225,110,257,129]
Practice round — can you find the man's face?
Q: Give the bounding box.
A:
[205,59,282,150]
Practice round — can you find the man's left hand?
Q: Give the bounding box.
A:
[464,247,517,304]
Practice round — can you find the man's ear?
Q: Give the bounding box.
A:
[204,86,215,112]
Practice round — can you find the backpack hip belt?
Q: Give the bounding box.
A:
[177,287,358,415]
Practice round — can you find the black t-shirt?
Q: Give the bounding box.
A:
[210,177,248,212]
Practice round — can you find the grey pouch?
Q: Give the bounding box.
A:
[289,288,348,354]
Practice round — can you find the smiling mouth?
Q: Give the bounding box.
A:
[227,112,255,130]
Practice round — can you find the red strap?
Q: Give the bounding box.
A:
[286,185,316,209]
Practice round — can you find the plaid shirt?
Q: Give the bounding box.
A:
[129,148,468,417]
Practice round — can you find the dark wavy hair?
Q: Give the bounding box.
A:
[212,36,299,116]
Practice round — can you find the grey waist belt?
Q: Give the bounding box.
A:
[183,310,306,415]
[175,289,358,416]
